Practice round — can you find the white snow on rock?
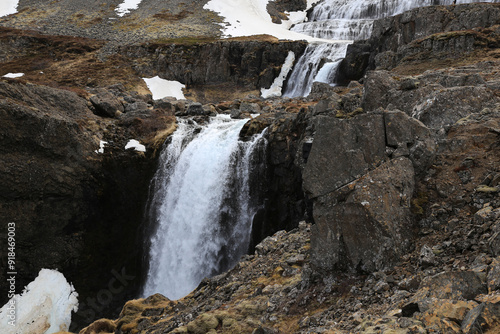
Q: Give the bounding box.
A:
[203,0,336,42]
[95,140,108,154]
[261,51,295,98]
[115,0,143,17]
[143,76,186,100]
[2,73,24,78]
[0,269,78,334]
[0,0,19,17]
[125,139,146,152]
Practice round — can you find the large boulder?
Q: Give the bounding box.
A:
[310,157,415,273]
[303,114,386,199]
[304,109,435,273]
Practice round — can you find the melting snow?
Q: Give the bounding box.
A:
[2,73,24,78]
[203,0,338,42]
[0,269,78,334]
[143,76,186,100]
[125,139,146,152]
[0,0,18,17]
[115,0,143,17]
[261,51,296,98]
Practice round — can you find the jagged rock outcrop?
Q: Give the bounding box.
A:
[337,3,500,84]
[362,64,500,133]
[303,111,435,273]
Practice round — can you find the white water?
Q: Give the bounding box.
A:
[283,0,500,97]
[143,115,266,300]
[284,42,349,97]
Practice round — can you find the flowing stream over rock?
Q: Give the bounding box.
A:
[142,115,266,300]
[283,0,500,97]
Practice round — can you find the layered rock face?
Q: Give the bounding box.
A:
[121,38,308,102]
[337,3,500,84]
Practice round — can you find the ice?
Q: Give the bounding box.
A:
[0,269,78,334]
[143,76,186,100]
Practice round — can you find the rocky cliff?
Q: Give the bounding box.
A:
[75,3,499,333]
[0,1,499,334]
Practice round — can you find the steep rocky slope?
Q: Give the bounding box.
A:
[75,3,500,334]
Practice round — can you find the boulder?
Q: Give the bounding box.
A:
[461,301,500,334]
[303,114,387,199]
[414,271,487,301]
[487,257,500,293]
[310,157,415,273]
[90,90,124,117]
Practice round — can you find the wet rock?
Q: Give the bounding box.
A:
[230,109,241,119]
[240,101,261,114]
[185,102,209,116]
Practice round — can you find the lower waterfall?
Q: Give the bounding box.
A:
[142,115,266,300]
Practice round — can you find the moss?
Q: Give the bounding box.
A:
[412,191,429,215]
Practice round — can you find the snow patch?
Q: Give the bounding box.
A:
[203,0,337,42]
[125,139,146,152]
[115,0,143,17]
[3,73,24,78]
[0,0,18,17]
[0,269,78,334]
[95,140,108,154]
[143,76,186,100]
[261,51,295,98]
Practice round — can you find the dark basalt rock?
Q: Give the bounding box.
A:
[0,80,171,330]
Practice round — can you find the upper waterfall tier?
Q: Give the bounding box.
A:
[309,0,499,21]
[291,19,373,41]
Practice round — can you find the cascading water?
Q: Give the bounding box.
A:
[283,0,500,97]
[142,115,266,300]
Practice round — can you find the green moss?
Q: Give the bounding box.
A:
[412,191,429,215]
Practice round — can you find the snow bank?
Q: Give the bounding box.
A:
[0,0,18,17]
[261,51,295,98]
[2,73,24,78]
[143,76,186,100]
[125,139,146,152]
[0,269,79,334]
[203,0,336,42]
[115,0,143,17]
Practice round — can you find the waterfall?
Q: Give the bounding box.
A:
[283,0,500,97]
[284,42,349,97]
[142,115,266,300]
